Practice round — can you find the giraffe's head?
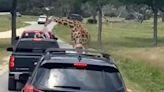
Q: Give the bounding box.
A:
[74,43,86,54]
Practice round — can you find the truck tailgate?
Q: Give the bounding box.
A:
[10,53,43,72]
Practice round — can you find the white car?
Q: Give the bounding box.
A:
[37,15,47,24]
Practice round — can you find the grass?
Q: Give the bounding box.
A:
[53,19,164,92]
[0,38,11,64]
[114,55,164,92]
[0,15,37,32]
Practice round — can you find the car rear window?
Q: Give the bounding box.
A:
[22,32,49,38]
[21,33,36,38]
[15,40,59,52]
[33,68,125,92]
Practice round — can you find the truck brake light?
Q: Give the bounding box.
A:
[9,55,15,69]
[32,38,42,42]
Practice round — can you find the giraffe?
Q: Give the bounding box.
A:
[45,16,90,49]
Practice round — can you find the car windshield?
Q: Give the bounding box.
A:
[21,32,38,38]
[15,40,59,52]
[33,68,125,92]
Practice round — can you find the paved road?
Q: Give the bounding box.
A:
[0,22,73,92]
[0,12,10,15]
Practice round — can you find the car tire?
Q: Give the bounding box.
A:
[8,78,16,91]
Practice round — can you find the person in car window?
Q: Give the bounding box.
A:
[34,33,46,39]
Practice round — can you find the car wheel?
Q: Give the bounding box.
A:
[8,77,16,91]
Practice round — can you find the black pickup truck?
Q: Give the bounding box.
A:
[6,38,59,91]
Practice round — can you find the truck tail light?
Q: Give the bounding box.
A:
[9,55,15,69]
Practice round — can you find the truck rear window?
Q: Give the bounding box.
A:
[21,32,37,38]
[15,40,59,52]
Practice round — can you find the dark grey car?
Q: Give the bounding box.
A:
[68,14,83,22]
[22,49,128,92]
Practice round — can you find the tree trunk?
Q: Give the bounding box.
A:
[97,6,103,49]
[153,7,158,47]
[92,10,97,21]
[162,12,164,22]
[11,0,17,46]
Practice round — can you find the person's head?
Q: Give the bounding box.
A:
[35,33,42,38]
[74,44,84,49]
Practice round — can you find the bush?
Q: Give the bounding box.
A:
[144,15,151,20]
[104,13,117,17]
[125,14,136,20]
[87,19,97,24]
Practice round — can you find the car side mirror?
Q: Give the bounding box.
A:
[15,36,19,40]
[6,47,13,52]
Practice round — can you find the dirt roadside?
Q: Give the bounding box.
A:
[0,21,35,39]
[0,22,35,75]
[0,57,9,75]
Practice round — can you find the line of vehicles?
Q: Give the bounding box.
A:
[7,29,59,91]
[6,17,128,92]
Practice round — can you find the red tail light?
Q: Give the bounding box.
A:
[73,63,88,68]
[32,38,42,42]
[124,88,130,92]
[24,84,43,92]
[9,55,15,69]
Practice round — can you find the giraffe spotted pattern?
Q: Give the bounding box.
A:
[45,16,90,49]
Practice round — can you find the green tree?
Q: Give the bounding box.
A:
[0,0,13,12]
[119,0,164,47]
[82,0,115,49]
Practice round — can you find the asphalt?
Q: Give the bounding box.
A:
[0,22,73,92]
[0,12,10,15]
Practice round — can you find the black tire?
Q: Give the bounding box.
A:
[8,78,16,91]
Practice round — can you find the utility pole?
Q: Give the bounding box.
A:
[11,0,17,46]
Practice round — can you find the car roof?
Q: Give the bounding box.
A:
[23,30,43,32]
[42,56,115,67]
[23,30,52,33]
[39,15,47,17]
[19,38,57,42]
[41,49,115,68]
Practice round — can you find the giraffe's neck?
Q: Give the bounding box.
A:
[47,16,90,49]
